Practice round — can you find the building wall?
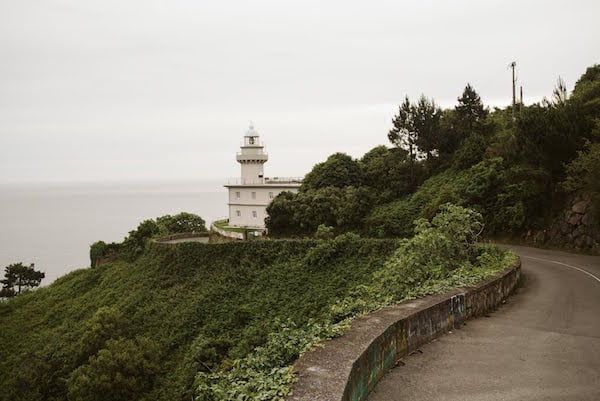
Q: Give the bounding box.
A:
[227,185,299,228]
[228,204,268,228]
[240,163,265,184]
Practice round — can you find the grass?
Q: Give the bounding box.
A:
[213,219,261,234]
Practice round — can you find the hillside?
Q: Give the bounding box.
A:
[0,239,397,401]
[0,204,516,400]
[266,65,600,252]
[4,64,592,400]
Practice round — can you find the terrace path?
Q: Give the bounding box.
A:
[158,237,209,244]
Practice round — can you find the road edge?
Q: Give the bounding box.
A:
[288,258,522,401]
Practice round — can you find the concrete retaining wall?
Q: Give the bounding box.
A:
[154,232,209,242]
[153,232,210,246]
[210,224,244,240]
[289,259,521,401]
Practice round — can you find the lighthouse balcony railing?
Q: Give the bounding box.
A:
[226,177,303,186]
[236,152,268,162]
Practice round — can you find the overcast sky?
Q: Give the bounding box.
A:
[1,0,598,185]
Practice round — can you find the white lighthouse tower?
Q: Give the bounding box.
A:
[237,125,268,185]
[225,125,301,229]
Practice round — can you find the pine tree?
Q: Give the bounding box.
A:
[413,94,442,160]
[0,262,45,297]
[388,96,418,162]
[455,84,488,134]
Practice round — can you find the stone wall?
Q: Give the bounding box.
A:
[210,224,245,241]
[288,260,521,401]
[209,231,240,244]
[530,192,599,253]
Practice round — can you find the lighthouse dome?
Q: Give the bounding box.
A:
[245,124,259,137]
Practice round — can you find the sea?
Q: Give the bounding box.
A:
[0,180,228,285]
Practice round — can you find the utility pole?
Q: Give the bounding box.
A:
[519,86,523,114]
[510,61,517,119]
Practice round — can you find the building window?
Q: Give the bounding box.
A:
[251,191,256,199]
[252,211,257,218]
[235,191,240,199]
[268,192,274,199]
[236,210,241,217]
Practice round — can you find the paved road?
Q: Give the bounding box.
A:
[369,245,600,401]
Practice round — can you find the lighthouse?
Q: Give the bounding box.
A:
[236,125,268,185]
[225,125,302,229]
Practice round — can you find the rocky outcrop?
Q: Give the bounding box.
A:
[530,192,599,253]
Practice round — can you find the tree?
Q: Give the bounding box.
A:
[389,95,442,160]
[563,140,600,195]
[455,84,488,133]
[266,185,374,237]
[388,96,430,183]
[0,262,45,297]
[156,212,207,234]
[452,132,488,170]
[297,187,346,232]
[388,94,443,180]
[388,96,418,163]
[563,140,600,225]
[300,152,363,191]
[89,212,207,265]
[360,146,416,202]
[120,219,161,261]
[552,77,568,106]
[67,337,160,401]
[413,95,442,160]
[516,102,593,179]
[265,191,301,237]
[572,64,600,107]
[441,84,491,169]
[78,307,129,362]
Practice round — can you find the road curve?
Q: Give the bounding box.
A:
[369,245,600,401]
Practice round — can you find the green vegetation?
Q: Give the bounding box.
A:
[266,65,600,248]
[563,141,600,220]
[213,219,244,233]
[90,212,207,266]
[0,205,514,401]
[213,219,264,237]
[326,205,516,321]
[0,262,45,298]
[6,65,596,401]
[0,235,396,401]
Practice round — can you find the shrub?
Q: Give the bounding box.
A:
[373,204,492,301]
[67,336,160,401]
[90,213,207,264]
[315,224,334,240]
[156,213,207,234]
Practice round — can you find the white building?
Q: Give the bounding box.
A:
[225,125,302,229]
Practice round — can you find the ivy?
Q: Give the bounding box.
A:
[192,204,515,400]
